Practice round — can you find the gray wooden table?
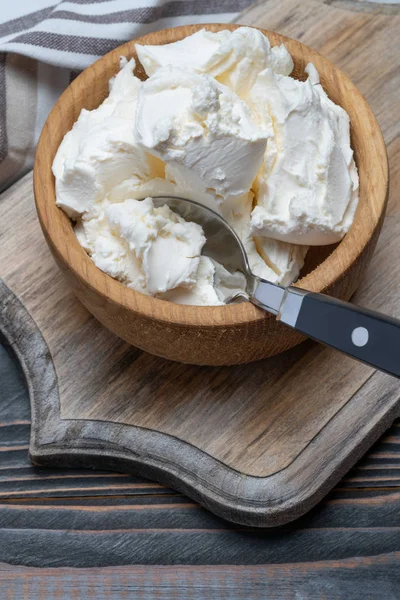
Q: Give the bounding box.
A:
[1,332,400,598]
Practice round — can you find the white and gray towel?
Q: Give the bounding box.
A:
[0,0,250,191]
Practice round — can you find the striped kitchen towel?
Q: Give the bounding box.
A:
[0,0,251,192]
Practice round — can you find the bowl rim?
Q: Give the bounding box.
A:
[34,23,389,328]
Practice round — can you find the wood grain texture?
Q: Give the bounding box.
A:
[0,0,399,529]
[2,355,400,595]
[1,557,400,599]
[33,18,389,365]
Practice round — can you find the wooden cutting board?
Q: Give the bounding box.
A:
[0,0,399,527]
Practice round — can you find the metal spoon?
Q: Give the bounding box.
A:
[152,195,400,378]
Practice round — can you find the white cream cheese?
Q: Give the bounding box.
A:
[162,256,246,306]
[75,200,148,294]
[52,58,163,218]
[75,196,245,305]
[135,66,269,202]
[136,27,293,99]
[106,197,205,295]
[221,192,308,286]
[248,63,359,245]
[53,28,359,307]
[161,256,223,306]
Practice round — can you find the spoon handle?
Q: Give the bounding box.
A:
[277,287,400,378]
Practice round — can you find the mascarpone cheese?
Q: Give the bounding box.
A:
[248,63,359,245]
[135,66,269,202]
[75,199,148,294]
[52,28,359,306]
[162,256,247,306]
[106,197,205,295]
[52,58,163,218]
[136,27,293,99]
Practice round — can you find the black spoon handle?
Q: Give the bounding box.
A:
[278,287,400,378]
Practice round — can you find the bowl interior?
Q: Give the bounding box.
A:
[34,23,388,328]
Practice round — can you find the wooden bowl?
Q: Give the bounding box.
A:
[34,24,388,366]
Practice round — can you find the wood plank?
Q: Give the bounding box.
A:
[2,525,400,568]
[1,556,400,600]
[1,490,400,530]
